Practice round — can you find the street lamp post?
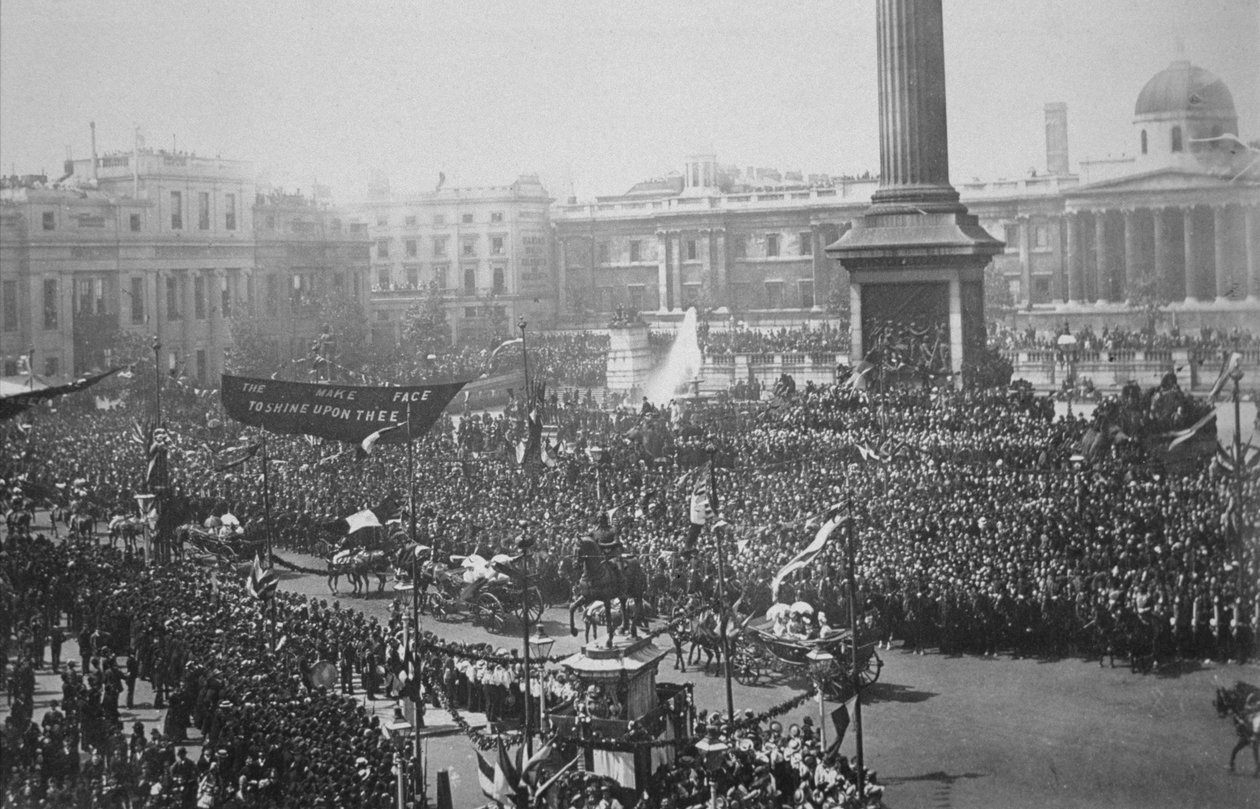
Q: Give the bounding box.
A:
[386,720,413,809]
[706,444,736,726]
[1057,333,1078,418]
[518,316,530,399]
[694,729,729,809]
[528,629,555,738]
[805,650,835,750]
[518,532,536,761]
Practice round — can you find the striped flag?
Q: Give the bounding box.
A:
[771,507,844,599]
[690,464,715,526]
[829,693,859,752]
[146,427,170,493]
[1166,410,1217,449]
[358,422,406,457]
[1206,352,1242,400]
[246,553,279,600]
[476,739,516,804]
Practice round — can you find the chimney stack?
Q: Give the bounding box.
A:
[1044,103,1069,176]
[90,121,99,181]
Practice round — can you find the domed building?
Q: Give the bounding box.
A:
[1133,60,1240,171]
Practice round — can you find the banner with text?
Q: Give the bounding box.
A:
[220,375,467,444]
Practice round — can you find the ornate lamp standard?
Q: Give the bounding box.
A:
[694,728,729,809]
[1057,333,1078,417]
[805,649,837,750]
[528,628,555,736]
[385,719,413,809]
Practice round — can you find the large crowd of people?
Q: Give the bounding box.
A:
[3,321,1258,807]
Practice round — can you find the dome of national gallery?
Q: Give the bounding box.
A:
[1135,60,1235,118]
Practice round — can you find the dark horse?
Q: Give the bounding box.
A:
[568,537,649,648]
[1214,681,1260,776]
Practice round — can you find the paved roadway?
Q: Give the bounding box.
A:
[8,521,1259,808]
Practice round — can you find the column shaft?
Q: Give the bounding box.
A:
[1246,206,1260,300]
[656,233,669,312]
[1018,218,1031,306]
[1212,206,1230,300]
[1122,209,1138,299]
[1182,207,1198,302]
[1095,212,1110,303]
[1153,209,1170,297]
[1065,213,1084,303]
[556,237,567,315]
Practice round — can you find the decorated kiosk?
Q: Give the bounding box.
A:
[548,636,693,797]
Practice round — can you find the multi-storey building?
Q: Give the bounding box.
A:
[352,175,553,345]
[553,60,1259,334]
[1,144,367,384]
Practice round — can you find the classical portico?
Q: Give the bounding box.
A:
[1062,187,1258,305]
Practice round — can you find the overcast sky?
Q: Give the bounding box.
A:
[2,0,1257,201]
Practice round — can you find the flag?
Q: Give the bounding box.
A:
[1166,410,1217,449]
[214,441,262,472]
[475,739,516,804]
[246,553,279,600]
[488,338,524,367]
[345,509,383,534]
[1207,352,1242,400]
[358,422,406,457]
[521,740,553,789]
[690,464,714,525]
[829,694,859,751]
[771,508,844,598]
[854,443,888,463]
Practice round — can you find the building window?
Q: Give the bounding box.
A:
[376,239,390,259]
[225,193,237,230]
[405,215,417,227]
[734,236,747,258]
[405,265,419,288]
[44,357,59,377]
[221,275,232,318]
[42,211,55,230]
[764,281,784,309]
[799,232,813,256]
[198,191,210,230]
[377,268,390,288]
[130,213,142,232]
[170,191,183,229]
[433,237,448,259]
[682,283,700,308]
[2,279,17,331]
[1034,224,1050,249]
[405,239,417,257]
[493,266,505,293]
[464,307,479,319]
[166,277,180,320]
[196,350,207,384]
[266,275,278,316]
[43,279,58,329]
[462,213,474,224]
[686,239,698,261]
[629,240,642,262]
[462,238,477,258]
[125,277,144,324]
[433,214,446,226]
[765,234,780,257]
[1140,130,1148,155]
[1004,224,1020,249]
[194,276,206,319]
[627,284,644,312]
[798,280,815,309]
[491,236,505,256]
[433,265,448,289]
[376,215,389,227]
[464,268,477,294]
[265,214,276,230]
[598,242,610,264]
[1171,126,1183,153]
[491,212,503,223]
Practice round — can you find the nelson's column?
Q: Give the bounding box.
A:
[829,0,1003,384]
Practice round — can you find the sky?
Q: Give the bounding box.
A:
[2,0,1257,201]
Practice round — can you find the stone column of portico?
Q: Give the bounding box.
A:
[1182,206,1199,302]
[210,268,225,379]
[713,228,728,307]
[1246,206,1260,300]
[1065,213,1084,303]
[656,231,670,312]
[1018,216,1031,307]
[671,230,685,311]
[1094,211,1111,304]
[555,236,567,316]
[1212,205,1230,301]
[1153,208,1171,297]
[152,271,165,344]
[1122,209,1139,301]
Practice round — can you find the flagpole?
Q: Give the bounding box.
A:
[405,403,427,809]
[1229,360,1244,598]
[707,444,736,725]
[845,496,865,795]
[261,434,273,565]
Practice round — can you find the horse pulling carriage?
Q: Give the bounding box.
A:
[731,621,882,699]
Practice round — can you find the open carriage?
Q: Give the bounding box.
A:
[180,523,266,566]
[731,620,882,699]
[467,577,546,634]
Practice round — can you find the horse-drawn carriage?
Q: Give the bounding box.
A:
[731,620,882,699]
[178,519,266,566]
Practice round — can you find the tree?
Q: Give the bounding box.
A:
[983,265,1016,327]
[1126,275,1170,335]
[309,290,370,373]
[401,282,451,357]
[225,314,279,377]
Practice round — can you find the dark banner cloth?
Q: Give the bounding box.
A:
[220,375,466,444]
[0,368,122,421]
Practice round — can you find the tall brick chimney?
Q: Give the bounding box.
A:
[1044,102,1069,176]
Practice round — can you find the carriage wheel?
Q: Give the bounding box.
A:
[477,593,505,633]
[731,636,764,686]
[857,649,883,689]
[525,587,545,624]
